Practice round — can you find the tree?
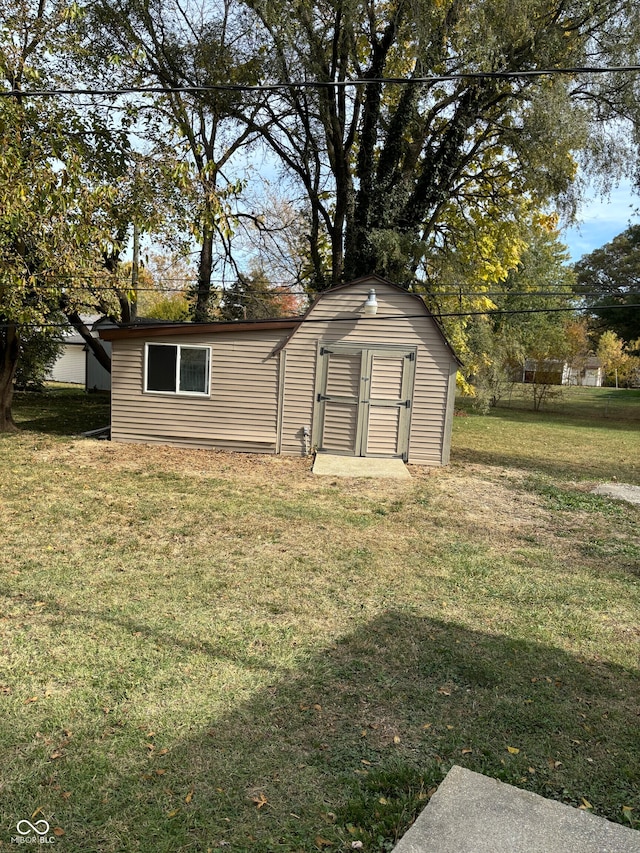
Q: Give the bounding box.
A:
[236,0,640,290]
[90,0,261,320]
[575,225,640,342]
[219,266,303,320]
[596,330,640,387]
[0,0,133,429]
[458,220,579,409]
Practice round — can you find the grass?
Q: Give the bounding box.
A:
[0,385,638,851]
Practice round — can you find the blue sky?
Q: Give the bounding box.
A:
[561,181,640,262]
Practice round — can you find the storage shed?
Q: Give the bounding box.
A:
[100,276,460,466]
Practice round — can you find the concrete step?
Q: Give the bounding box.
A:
[392,766,640,853]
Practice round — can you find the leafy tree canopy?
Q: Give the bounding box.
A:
[235,0,640,289]
[574,225,640,342]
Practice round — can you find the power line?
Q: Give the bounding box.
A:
[2,302,638,331]
[3,65,640,98]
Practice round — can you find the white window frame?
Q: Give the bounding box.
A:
[143,342,211,397]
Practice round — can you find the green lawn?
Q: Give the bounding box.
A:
[1,386,638,851]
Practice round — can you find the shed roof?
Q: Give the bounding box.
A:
[99,317,301,341]
[98,275,460,363]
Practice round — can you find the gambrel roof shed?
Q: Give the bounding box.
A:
[100,275,460,466]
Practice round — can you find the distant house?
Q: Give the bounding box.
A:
[99,276,461,466]
[562,356,603,387]
[47,317,114,391]
[521,356,603,387]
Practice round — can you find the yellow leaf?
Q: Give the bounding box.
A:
[315,837,332,849]
[378,797,388,805]
[157,748,168,756]
[252,792,268,809]
[361,760,371,766]
[167,809,179,818]
[393,735,401,744]
[507,746,520,755]
[579,798,593,810]
[25,696,38,704]
[422,723,432,730]
[185,788,194,804]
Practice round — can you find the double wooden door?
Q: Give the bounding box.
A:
[314,345,416,459]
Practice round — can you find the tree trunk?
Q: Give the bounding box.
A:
[64,310,112,373]
[0,324,20,433]
[195,226,214,322]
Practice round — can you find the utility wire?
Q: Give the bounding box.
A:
[3,303,639,330]
[3,65,640,98]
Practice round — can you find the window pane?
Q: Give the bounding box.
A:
[179,347,208,393]
[147,345,177,391]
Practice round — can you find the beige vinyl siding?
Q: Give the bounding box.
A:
[111,331,285,452]
[280,280,456,465]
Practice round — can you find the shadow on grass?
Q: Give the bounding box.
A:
[452,443,640,483]
[11,389,111,436]
[3,610,638,852]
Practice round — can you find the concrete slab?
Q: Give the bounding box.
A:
[312,454,411,479]
[392,766,640,853]
[592,483,640,506]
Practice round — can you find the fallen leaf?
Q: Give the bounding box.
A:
[157,748,168,756]
[437,688,451,696]
[52,828,65,837]
[252,792,268,809]
[313,704,322,711]
[378,797,388,805]
[351,843,363,850]
[185,788,194,804]
[49,750,63,760]
[579,798,593,810]
[25,696,38,704]
[393,735,401,744]
[422,723,432,730]
[167,809,179,818]
[361,759,371,766]
[507,746,520,755]
[315,837,332,849]
[155,769,166,776]
[461,748,472,755]
[62,791,71,800]
[146,744,155,752]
